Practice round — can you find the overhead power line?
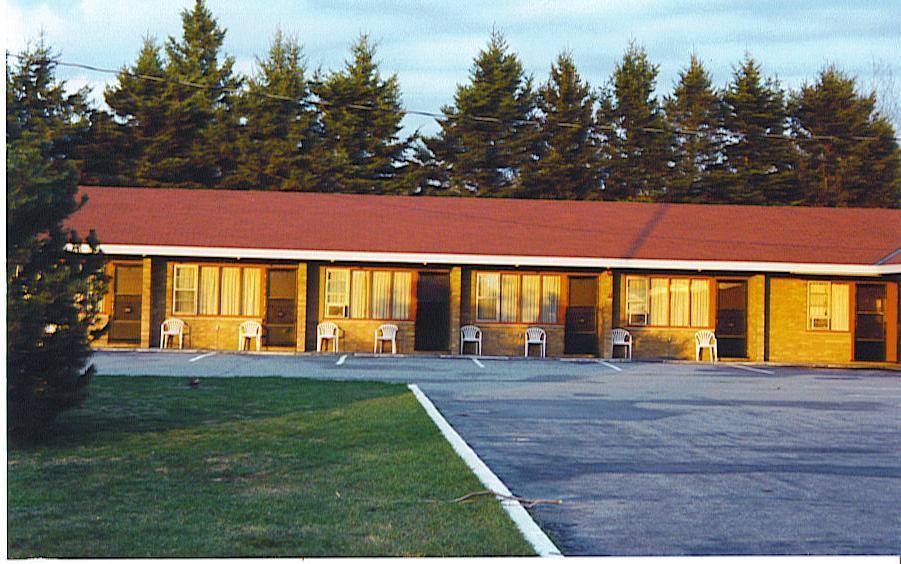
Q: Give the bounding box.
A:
[8,52,899,143]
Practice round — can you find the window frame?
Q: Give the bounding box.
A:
[171,263,267,318]
[807,281,851,332]
[624,275,712,329]
[172,264,199,315]
[474,271,564,325]
[322,267,416,321]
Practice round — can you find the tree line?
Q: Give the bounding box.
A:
[12,0,899,207]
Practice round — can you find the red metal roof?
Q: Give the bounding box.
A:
[67,186,901,267]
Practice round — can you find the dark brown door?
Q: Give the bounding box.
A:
[855,284,886,361]
[266,269,297,347]
[415,273,450,351]
[716,280,747,358]
[109,264,142,343]
[565,276,597,355]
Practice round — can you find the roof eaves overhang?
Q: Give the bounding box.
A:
[67,243,901,277]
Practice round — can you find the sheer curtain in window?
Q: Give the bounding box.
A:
[650,279,669,326]
[690,280,710,327]
[831,284,849,331]
[199,266,219,315]
[476,273,499,321]
[220,267,241,315]
[670,279,689,326]
[500,275,519,322]
[392,272,412,319]
[242,269,261,316]
[540,276,560,323]
[372,272,391,319]
[521,275,540,323]
[350,271,369,318]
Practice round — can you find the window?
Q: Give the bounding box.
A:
[625,276,710,327]
[808,281,849,331]
[324,268,414,320]
[174,264,261,316]
[173,265,198,314]
[475,272,562,323]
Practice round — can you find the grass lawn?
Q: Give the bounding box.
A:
[7,376,534,557]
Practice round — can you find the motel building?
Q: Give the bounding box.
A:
[67,186,900,366]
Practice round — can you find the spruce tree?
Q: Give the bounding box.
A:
[598,42,673,201]
[426,30,537,196]
[313,34,409,194]
[137,0,239,187]
[720,56,797,204]
[790,66,899,207]
[663,55,724,203]
[7,40,108,439]
[520,52,599,199]
[227,30,321,191]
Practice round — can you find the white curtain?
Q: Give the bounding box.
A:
[325,269,349,317]
[808,282,829,328]
[173,265,197,315]
[372,272,391,319]
[690,279,710,327]
[521,275,540,323]
[475,273,499,321]
[831,283,849,331]
[221,267,241,315]
[500,274,519,322]
[391,272,412,319]
[540,275,560,323]
[626,277,649,323]
[650,278,669,326]
[199,266,219,315]
[350,271,369,318]
[670,279,690,326]
[242,268,261,316]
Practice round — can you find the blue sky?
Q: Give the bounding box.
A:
[6,0,900,134]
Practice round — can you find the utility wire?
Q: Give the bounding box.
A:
[8,52,899,143]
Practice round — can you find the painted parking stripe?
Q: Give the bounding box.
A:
[599,361,622,372]
[730,364,775,375]
[188,351,217,363]
[336,354,348,366]
[472,358,485,368]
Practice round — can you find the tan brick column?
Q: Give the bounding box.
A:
[139,257,152,348]
[597,270,614,358]
[295,263,308,352]
[747,274,766,361]
[448,267,462,353]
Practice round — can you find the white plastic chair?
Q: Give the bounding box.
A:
[317,322,341,352]
[460,325,482,355]
[374,324,399,354]
[524,327,547,358]
[611,328,632,360]
[238,320,262,351]
[160,318,185,349]
[695,330,718,363]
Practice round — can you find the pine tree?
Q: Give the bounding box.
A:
[720,55,797,204]
[519,52,599,199]
[663,55,724,203]
[226,30,321,191]
[313,34,409,194]
[790,65,899,207]
[426,30,537,196]
[7,40,108,439]
[598,42,673,201]
[137,0,239,187]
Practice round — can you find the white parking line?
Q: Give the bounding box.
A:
[730,364,775,375]
[599,361,622,372]
[472,357,485,368]
[187,351,217,363]
[336,354,348,366]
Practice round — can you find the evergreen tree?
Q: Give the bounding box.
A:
[663,54,724,203]
[720,55,797,204]
[519,51,599,199]
[226,30,321,191]
[598,42,673,201]
[313,34,409,194]
[137,0,239,187]
[427,30,537,196]
[790,65,899,207]
[7,40,108,439]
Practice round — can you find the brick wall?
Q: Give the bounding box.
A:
[747,275,766,361]
[768,277,852,363]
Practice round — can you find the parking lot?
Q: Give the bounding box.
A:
[93,351,901,555]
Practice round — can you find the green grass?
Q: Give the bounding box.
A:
[7,376,534,557]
